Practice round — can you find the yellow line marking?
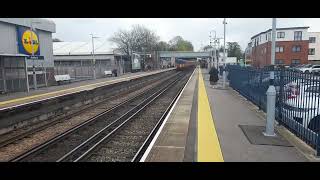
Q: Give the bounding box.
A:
[197,68,224,162]
[0,70,166,107]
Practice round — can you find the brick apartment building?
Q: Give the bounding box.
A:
[244,42,252,65]
[308,32,320,64]
[249,27,309,68]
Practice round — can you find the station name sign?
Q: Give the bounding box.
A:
[26,56,44,60]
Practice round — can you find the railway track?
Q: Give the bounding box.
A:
[10,69,191,162]
[77,70,192,162]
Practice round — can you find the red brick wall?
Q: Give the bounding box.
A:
[251,42,269,68]
[251,40,309,68]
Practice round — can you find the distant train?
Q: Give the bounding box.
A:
[175,58,196,71]
[199,59,208,69]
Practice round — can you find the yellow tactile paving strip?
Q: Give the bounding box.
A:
[197,68,224,162]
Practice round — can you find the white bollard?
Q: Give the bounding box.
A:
[263,85,277,137]
[222,70,226,89]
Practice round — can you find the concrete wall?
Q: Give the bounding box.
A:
[0,22,18,54]
[0,70,174,135]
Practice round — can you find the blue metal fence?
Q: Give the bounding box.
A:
[228,65,320,156]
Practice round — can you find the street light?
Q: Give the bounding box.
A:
[222,18,227,88]
[263,18,277,137]
[30,20,41,90]
[90,34,99,79]
[210,30,217,68]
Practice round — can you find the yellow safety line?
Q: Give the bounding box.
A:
[0,71,160,107]
[197,68,224,162]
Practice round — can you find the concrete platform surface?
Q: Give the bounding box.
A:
[202,69,308,162]
[0,68,174,109]
[144,68,198,162]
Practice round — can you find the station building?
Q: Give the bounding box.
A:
[0,18,56,93]
[53,42,130,80]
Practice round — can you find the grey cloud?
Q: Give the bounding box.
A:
[48,18,320,52]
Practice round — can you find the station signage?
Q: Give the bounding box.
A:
[26,56,44,60]
[17,26,41,56]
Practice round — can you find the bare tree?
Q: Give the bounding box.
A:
[109,29,132,57]
[109,24,160,57]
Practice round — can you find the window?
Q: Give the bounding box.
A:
[268,32,271,41]
[291,59,301,65]
[277,32,285,38]
[309,37,316,43]
[309,48,315,55]
[294,31,302,41]
[266,34,268,40]
[292,45,301,52]
[275,59,284,64]
[276,46,284,53]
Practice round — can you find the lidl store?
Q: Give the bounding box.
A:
[0,18,56,93]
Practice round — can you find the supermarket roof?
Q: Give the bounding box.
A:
[53,41,120,56]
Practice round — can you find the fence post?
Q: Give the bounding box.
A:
[317,131,320,157]
[278,66,284,126]
[258,69,263,110]
[263,65,276,137]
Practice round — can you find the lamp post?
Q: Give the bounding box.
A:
[263,18,277,137]
[210,30,216,69]
[30,21,41,90]
[222,18,227,88]
[90,34,99,79]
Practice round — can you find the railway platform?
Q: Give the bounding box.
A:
[143,67,312,162]
[0,68,174,110]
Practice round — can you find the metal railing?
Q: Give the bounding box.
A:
[229,65,320,156]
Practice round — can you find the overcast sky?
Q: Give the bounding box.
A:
[48,18,320,51]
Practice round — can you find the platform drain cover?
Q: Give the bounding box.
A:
[239,125,293,147]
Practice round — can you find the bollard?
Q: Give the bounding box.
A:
[222,70,226,89]
[263,84,277,137]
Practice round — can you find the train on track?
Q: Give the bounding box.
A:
[175,58,197,71]
[199,59,208,69]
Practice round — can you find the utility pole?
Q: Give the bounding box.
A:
[209,32,212,69]
[30,24,37,90]
[210,30,216,69]
[222,18,227,88]
[263,18,277,137]
[90,34,98,79]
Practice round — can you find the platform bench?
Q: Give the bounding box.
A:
[104,70,113,77]
[54,74,72,85]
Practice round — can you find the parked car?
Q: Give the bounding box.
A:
[294,64,308,70]
[281,81,320,133]
[298,64,320,73]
